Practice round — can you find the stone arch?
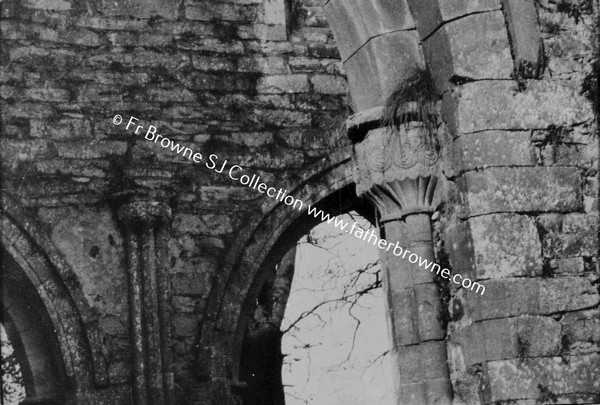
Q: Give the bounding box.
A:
[200,1,546,401]
[198,0,430,398]
[322,0,542,110]
[198,149,378,388]
[1,252,67,403]
[0,196,109,401]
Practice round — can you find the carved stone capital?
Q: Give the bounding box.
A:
[118,200,171,229]
[115,190,172,231]
[365,176,437,223]
[353,122,440,222]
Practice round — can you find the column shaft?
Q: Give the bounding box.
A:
[125,231,147,405]
[382,215,450,404]
[117,197,172,405]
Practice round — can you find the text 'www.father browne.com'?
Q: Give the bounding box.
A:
[112,114,485,295]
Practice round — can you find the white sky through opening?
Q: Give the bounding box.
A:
[281,212,395,405]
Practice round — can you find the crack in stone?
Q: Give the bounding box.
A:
[421,9,501,43]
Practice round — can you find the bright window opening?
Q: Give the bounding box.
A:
[281,212,395,405]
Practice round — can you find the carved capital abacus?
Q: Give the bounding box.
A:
[353,121,440,221]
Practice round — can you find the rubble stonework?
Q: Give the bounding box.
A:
[0,0,598,404]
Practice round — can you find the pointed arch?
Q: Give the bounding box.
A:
[0,195,110,401]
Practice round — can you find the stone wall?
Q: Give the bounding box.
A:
[1,0,349,402]
[1,0,599,403]
[437,1,600,403]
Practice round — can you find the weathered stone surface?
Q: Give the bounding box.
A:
[563,311,600,345]
[172,272,212,296]
[501,0,544,78]
[390,288,418,346]
[443,215,477,282]
[238,23,287,41]
[324,0,414,61]
[172,314,199,337]
[439,0,502,22]
[54,141,128,159]
[23,0,71,10]
[170,254,218,276]
[261,0,286,25]
[99,0,181,19]
[343,30,423,111]
[466,277,599,321]
[310,74,346,94]
[185,2,258,22]
[396,341,450,381]
[469,214,542,279]
[221,131,274,147]
[450,316,561,368]
[0,139,51,167]
[86,51,192,69]
[30,119,92,140]
[406,0,501,40]
[238,56,288,74]
[248,108,312,127]
[426,11,513,81]
[456,131,534,171]
[558,141,597,170]
[35,160,109,178]
[199,186,261,202]
[539,9,596,79]
[172,296,198,313]
[1,0,598,402]
[180,38,245,54]
[484,355,600,402]
[256,74,309,93]
[38,207,128,322]
[553,257,585,275]
[537,213,599,257]
[172,214,233,236]
[464,167,582,215]
[446,80,595,134]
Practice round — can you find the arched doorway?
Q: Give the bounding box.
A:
[1,250,68,404]
[280,211,395,405]
[237,187,386,405]
[0,197,111,403]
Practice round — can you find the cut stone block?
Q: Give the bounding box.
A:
[464,167,582,215]
[469,214,542,279]
[343,30,423,111]
[484,355,600,402]
[445,80,594,134]
[537,213,599,257]
[456,131,534,171]
[324,0,414,62]
[425,11,513,86]
[501,0,544,78]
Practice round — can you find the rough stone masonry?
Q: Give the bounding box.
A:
[0,0,598,404]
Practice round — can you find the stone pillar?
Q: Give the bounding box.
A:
[117,194,174,405]
[351,116,452,404]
